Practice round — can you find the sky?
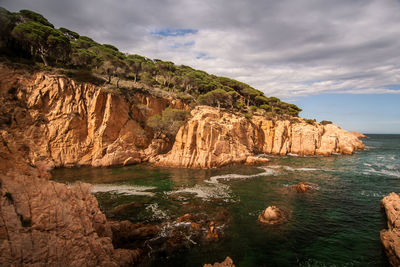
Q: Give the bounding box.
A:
[1,0,400,133]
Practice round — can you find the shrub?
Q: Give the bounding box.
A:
[244,112,253,119]
[320,120,333,125]
[304,119,316,125]
[259,104,271,111]
[147,108,190,138]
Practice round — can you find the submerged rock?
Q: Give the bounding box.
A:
[112,202,144,216]
[258,206,287,225]
[109,220,158,247]
[245,156,270,165]
[206,221,219,240]
[204,256,235,267]
[381,193,400,266]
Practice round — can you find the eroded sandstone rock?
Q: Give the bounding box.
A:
[155,106,365,168]
[258,206,287,225]
[292,182,313,193]
[381,193,400,266]
[0,64,185,168]
[204,256,235,267]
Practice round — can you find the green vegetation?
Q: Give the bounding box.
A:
[320,120,333,125]
[304,119,316,125]
[147,108,190,138]
[0,7,303,118]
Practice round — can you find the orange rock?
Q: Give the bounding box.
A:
[381,193,400,266]
[292,182,313,193]
[177,213,194,223]
[204,256,235,267]
[206,221,219,240]
[258,206,287,225]
[191,222,202,230]
[155,106,365,168]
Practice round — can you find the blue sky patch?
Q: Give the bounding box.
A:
[150,28,198,37]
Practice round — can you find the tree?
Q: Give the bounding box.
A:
[197,89,233,111]
[19,9,54,28]
[71,49,101,68]
[59,27,79,40]
[0,7,17,54]
[126,58,142,82]
[11,21,70,65]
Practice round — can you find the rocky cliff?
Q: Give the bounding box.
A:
[381,193,400,266]
[0,64,366,265]
[0,131,140,266]
[0,64,364,170]
[154,106,365,168]
[0,64,185,169]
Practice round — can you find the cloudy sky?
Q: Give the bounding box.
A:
[2,0,400,133]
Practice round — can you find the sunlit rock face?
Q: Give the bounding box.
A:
[0,64,185,168]
[381,193,400,267]
[154,106,365,168]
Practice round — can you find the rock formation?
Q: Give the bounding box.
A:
[258,206,287,225]
[0,134,139,266]
[0,63,365,265]
[381,193,400,266]
[0,64,185,169]
[204,256,235,267]
[0,64,364,170]
[292,182,313,193]
[154,106,365,168]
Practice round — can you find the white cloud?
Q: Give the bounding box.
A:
[3,0,400,100]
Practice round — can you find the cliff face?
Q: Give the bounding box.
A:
[0,64,366,265]
[0,132,140,266]
[0,65,364,170]
[154,106,365,168]
[0,64,185,168]
[381,193,400,266]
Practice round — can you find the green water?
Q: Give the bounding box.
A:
[52,134,400,266]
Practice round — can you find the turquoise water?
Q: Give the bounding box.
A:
[52,134,400,266]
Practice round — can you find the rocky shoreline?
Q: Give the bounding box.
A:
[0,64,364,171]
[0,64,366,266]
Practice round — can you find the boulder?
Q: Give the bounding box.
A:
[292,182,313,193]
[381,193,400,266]
[258,206,287,225]
[204,256,235,267]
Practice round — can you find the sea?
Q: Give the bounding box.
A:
[52,134,400,266]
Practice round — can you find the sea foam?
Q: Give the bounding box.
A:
[91,184,156,196]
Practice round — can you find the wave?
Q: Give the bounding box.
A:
[363,168,400,178]
[283,166,320,171]
[360,190,386,198]
[91,184,156,196]
[267,165,327,172]
[206,167,277,184]
[167,184,232,201]
[145,203,169,220]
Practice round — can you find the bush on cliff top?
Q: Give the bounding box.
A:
[147,108,190,138]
